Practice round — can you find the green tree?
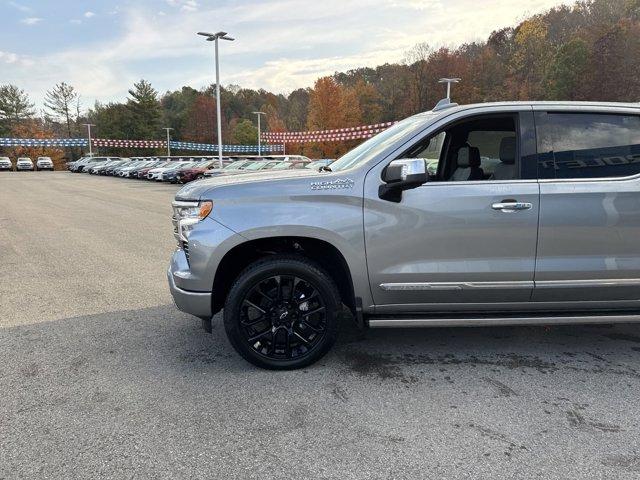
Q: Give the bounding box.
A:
[546,39,589,100]
[232,119,258,145]
[0,84,34,135]
[127,79,162,139]
[44,82,80,137]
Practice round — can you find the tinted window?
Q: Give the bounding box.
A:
[538,113,640,179]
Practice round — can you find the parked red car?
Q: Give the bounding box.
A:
[175,160,219,183]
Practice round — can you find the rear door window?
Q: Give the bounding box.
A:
[537,113,640,179]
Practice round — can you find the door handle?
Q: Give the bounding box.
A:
[491,201,532,212]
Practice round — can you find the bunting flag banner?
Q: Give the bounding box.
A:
[93,138,166,148]
[170,141,284,153]
[0,138,88,147]
[0,137,284,153]
[262,121,396,143]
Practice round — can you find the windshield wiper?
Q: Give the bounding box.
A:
[319,165,332,172]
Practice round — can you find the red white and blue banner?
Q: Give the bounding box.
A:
[262,121,396,143]
[169,141,283,153]
[0,138,88,147]
[0,137,284,153]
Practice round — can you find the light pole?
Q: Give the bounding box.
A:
[197,31,234,168]
[163,127,173,157]
[82,123,96,155]
[252,111,266,156]
[438,78,461,100]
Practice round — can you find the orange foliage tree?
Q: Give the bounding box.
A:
[9,120,65,169]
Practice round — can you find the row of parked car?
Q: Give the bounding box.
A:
[0,156,54,171]
[67,155,334,183]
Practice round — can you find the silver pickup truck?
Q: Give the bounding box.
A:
[169,100,640,369]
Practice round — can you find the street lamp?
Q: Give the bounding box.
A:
[163,127,173,157]
[82,123,96,155]
[438,78,461,100]
[197,31,234,168]
[252,111,266,156]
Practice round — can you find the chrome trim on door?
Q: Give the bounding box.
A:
[379,281,534,291]
[369,314,640,328]
[536,279,640,288]
[380,278,640,292]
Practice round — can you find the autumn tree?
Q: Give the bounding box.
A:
[10,120,64,168]
[184,95,217,144]
[306,77,361,157]
[509,17,553,99]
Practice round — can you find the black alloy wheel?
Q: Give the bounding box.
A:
[224,256,340,369]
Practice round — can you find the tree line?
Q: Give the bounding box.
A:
[0,0,638,162]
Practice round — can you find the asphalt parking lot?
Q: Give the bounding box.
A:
[2,172,640,479]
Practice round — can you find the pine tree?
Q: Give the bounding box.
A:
[0,84,34,135]
[127,79,163,139]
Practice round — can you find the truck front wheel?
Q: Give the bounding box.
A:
[223,256,341,370]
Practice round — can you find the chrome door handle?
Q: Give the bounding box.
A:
[491,201,532,212]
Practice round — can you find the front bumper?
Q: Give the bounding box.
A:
[167,249,212,319]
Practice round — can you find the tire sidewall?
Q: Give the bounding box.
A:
[224,257,340,370]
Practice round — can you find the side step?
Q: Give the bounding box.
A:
[368,312,640,328]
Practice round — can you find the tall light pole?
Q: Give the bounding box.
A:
[83,123,96,155]
[438,78,461,100]
[252,111,266,156]
[163,127,173,157]
[197,31,234,168]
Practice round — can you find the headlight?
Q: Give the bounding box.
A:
[171,200,213,243]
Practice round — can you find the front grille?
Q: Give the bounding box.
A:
[183,241,190,262]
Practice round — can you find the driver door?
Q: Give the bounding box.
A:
[363,110,540,312]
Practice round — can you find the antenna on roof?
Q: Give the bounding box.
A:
[439,78,461,100]
[433,78,461,111]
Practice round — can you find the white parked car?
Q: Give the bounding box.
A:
[0,157,12,171]
[146,162,184,180]
[36,156,54,171]
[16,157,34,171]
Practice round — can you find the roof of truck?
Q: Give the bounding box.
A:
[420,100,640,118]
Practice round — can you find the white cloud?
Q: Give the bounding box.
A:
[0,50,33,67]
[166,0,199,12]
[84,11,96,18]
[20,17,42,25]
[8,1,31,13]
[70,19,82,25]
[5,0,575,108]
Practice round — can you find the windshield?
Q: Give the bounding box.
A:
[243,161,270,171]
[328,115,432,172]
[223,160,248,170]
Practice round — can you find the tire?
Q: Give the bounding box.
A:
[224,255,341,370]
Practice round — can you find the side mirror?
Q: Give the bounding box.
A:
[379,158,427,202]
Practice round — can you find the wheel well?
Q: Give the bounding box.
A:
[212,237,356,316]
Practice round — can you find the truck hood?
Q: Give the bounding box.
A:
[176,168,321,200]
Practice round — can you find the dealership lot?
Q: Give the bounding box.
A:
[3,172,640,479]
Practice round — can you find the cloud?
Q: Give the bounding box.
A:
[4,0,575,108]
[0,50,33,67]
[166,0,199,12]
[8,1,31,13]
[20,17,42,25]
[84,11,96,18]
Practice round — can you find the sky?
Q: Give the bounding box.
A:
[1,0,572,110]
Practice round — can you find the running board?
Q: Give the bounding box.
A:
[368,313,640,328]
